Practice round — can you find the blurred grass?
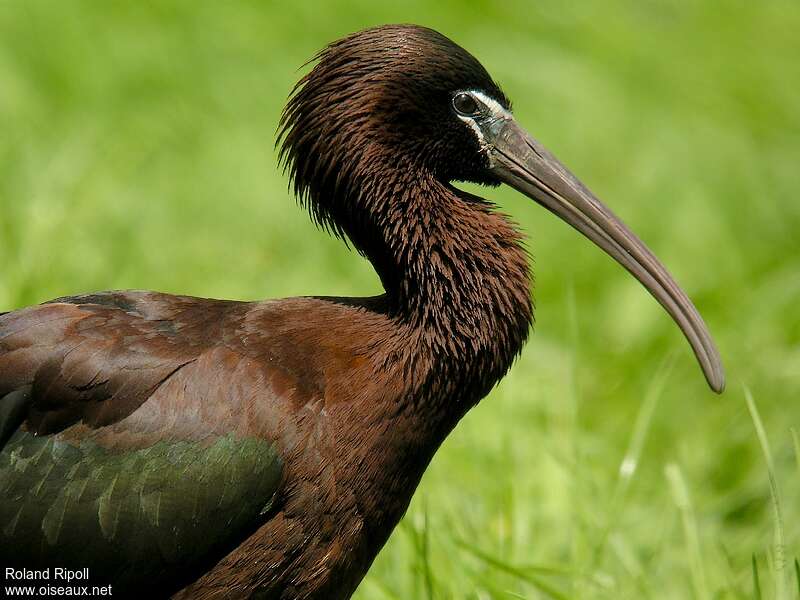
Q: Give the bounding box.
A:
[1,1,799,598]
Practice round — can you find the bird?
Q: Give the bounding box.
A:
[0,24,724,600]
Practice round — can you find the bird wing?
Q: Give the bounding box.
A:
[0,291,284,594]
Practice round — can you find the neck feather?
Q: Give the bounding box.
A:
[338,165,533,399]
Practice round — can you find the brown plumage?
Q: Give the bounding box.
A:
[0,24,723,599]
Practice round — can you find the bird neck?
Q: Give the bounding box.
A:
[300,172,534,568]
[345,166,533,403]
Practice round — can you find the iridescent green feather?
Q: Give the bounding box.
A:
[0,431,282,592]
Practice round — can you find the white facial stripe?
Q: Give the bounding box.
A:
[470,90,512,120]
[458,114,487,149]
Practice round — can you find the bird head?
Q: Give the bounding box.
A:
[279,25,508,194]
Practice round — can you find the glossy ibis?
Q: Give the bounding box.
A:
[0,24,724,599]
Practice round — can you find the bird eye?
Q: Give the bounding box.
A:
[452,92,480,116]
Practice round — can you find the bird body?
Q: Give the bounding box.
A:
[1,273,527,597]
[0,24,722,599]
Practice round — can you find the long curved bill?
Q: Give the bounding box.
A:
[484,116,725,393]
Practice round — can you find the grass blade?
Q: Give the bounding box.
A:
[665,463,708,600]
[791,428,800,476]
[618,354,675,494]
[401,499,436,600]
[421,500,434,600]
[591,354,674,568]
[455,539,570,600]
[745,386,786,600]
[752,554,762,600]
[794,558,800,597]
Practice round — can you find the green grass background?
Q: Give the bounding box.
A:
[1,1,798,598]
